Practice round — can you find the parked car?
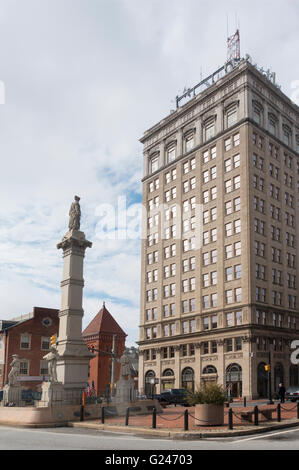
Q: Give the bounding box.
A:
[158,389,191,407]
[285,386,299,402]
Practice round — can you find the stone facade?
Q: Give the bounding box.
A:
[138,59,299,399]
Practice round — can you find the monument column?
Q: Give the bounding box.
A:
[56,196,93,397]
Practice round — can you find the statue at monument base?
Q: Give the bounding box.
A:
[37,381,65,408]
[2,354,23,406]
[2,383,23,407]
[114,353,137,404]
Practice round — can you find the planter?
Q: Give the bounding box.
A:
[194,403,224,426]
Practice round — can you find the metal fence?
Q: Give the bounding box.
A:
[95,401,299,431]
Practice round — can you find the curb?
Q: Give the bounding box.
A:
[68,418,299,439]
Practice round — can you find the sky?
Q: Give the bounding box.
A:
[0,0,298,347]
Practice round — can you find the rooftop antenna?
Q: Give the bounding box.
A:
[227,28,240,63]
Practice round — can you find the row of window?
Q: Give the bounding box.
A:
[0,360,49,377]
[148,121,240,176]
[255,287,297,308]
[256,310,297,329]
[255,265,296,288]
[3,334,54,351]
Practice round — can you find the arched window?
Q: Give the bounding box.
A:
[144,370,156,396]
[163,369,174,376]
[181,367,194,392]
[226,363,242,397]
[202,365,217,375]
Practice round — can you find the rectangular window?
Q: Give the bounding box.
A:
[225,138,231,151]
[151,157,159,174]
[227,108,237,127]
[20,361,29,375]
[41,337,50,351]
[40,360,49,376]
[205,122,215,141]
[167,146,176,163]
[20,334,30,350]
[226,339,233,352]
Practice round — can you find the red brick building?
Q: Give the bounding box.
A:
[82,304,127,396]
[0,307,59,390]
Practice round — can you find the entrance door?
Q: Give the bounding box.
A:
[181,367,194,392]
[226,364,242,398]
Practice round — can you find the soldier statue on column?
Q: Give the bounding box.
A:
[68,195,81,231]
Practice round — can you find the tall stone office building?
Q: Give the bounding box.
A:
[138,57,299,399]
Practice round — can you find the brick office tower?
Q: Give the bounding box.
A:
[0,307,59,390]
[82,304,127,395]
[138,57,299,399]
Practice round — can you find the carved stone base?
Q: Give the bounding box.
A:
[114,377,137,403]
[38,382,65,407]
[3,384,23,406]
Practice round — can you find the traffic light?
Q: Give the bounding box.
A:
[50,334,57,347]
[265,364,270,372]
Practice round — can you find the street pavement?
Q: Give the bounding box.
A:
[1,424,299,451]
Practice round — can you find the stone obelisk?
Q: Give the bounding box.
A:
[56,196,93,401]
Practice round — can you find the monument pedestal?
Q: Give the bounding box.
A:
[38,382,65,407]
[55,227,93,402]
[3,384,23,406]
[114,377,137,403]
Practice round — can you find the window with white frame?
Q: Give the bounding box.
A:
[20,334,31,350]
[205,120,215,141]
[185,133,194,152]
[150,156,159,174]
[41,337,50,351]
[20,360,29,375]
[167,145,176,163]
[226,106,238,128]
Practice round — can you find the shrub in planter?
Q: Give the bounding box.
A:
[188,383,226,426]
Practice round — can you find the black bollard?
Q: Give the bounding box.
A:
[277,403,281,422]
[228,407,233,430]
[184,409,189,431]
[125,407,130,426]
[254,406,259,426]
[152,407,157,429]
[101,406,105,424]
[297,401,299,419]
[243,397,247,408]
[80,405,84,422]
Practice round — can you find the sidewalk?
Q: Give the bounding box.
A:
[69,400,299,439]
